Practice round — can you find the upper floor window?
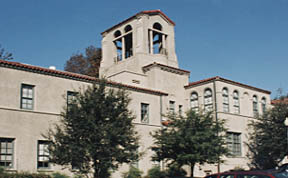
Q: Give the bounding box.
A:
[190,92,199,113]
[204,88,213,112]
[141,103,149,123]
[179,105,183,115]
[113,25,133,63]
[222,88,229,113]
[227,132,241,156]
[0,138,14,168]
[169,101,175,114]
[261,97,266,114]
[233,91,240,114]
[253,95,258,117]
[67,91,78,107]
[148,22,167,55]
[38,140,50,169]
[21,84,34,110]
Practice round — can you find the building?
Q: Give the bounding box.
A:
[0,10,271,177]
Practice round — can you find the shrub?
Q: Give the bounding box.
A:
[146,166,166,178]
[122,166,143,178]
[52,172,69,178]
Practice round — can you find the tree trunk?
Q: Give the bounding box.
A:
[190,163,195,178]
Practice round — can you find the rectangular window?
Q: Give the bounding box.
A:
[38,141,50,169]
[67,91,78,106]
[141,103,149,123]
[179,105,183,115]
[227,132,241,156]
[21,84,34,110]
[169,101,175,114]
[0,138,14,168]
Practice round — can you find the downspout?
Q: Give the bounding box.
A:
[213,79,220,173]
[160,95,165,170]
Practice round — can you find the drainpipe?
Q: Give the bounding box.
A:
[213,79,220,173]
[160,95,165,170]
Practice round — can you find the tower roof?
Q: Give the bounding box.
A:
[101,10,175,35]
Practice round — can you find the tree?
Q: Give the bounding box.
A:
[45,79,139,178]
[64,46,101,77]
[151,110,228,177]
[0,44,13,60]
[247,100,288,169]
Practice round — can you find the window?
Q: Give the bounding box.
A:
[233,91,240,114]
[38,141,50,169]
[113,25,133,63]
[0,138,14,168]
[261,97,266,114]
[141,103,149,123]
[21,84,34,110]
[148,22,167,55]
[204,88,213,112]
[169,101,175,114]
[67,91,78,106]
[222,88,229,112]
[179,105,183,115]
[253,95,258,117]
[227,132,241,156]
[190,92,199,113]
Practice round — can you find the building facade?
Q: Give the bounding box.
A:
[0,10,271,177]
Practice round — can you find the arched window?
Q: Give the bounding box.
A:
[204,88,213,112]
[148,22,167,55]
[233,91,240,114]
[222,88,229,112]
[114,30,121,38]
[124,25,132,32]
[153,23,162,31]
[253,95,258,117]
[190,92,199,112]
[261,97,266,114]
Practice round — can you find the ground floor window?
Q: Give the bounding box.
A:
[38,140,50,169]
[0,138,14,168]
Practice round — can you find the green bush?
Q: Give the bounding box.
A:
[51,172,69,178]
[146,166,166,178]
[0,172,51,178]
[166,164,187,177]
[122,166,143,178]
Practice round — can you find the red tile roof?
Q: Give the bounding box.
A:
[142,62,190,75]
[185,76,271,94]
[101,10,175,35]
[271,98,288,105]
[0,59,168,96]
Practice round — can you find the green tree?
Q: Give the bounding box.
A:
[151,110,228,177]
[0,44,13,60]
[122,166,143,178]
[247,100,288,169]
[64,45,101,77]
[46,79,139,178]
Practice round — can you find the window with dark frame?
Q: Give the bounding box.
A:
[190,92,199,113]
[204,88,213,112]
[222,88,229,113]
[0,138,14,168]
[21,84,34,110]
[227,132,241,156]
[67,91,78,107]
[141,103,149,123]
[253,95,258,117]
[37,140,50,169]
[233,91,240,114]
[261,97,266,114]
[169,101,175,114]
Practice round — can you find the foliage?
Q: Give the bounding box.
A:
[0,44,13,60]
[122,166,143,178]
[247,101,288,169]
[145,166,166,178]
[45,79,139,178]
[0,170,51,178]
[51,172,69,178]
[165,163,187,177]
[151,109,228,177]
[64,45,101,77]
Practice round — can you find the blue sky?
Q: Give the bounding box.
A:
[1,0,287,98]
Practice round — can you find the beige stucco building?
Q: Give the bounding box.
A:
[0,10,271,177]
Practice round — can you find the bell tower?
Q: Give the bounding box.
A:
[100,10,179,87]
